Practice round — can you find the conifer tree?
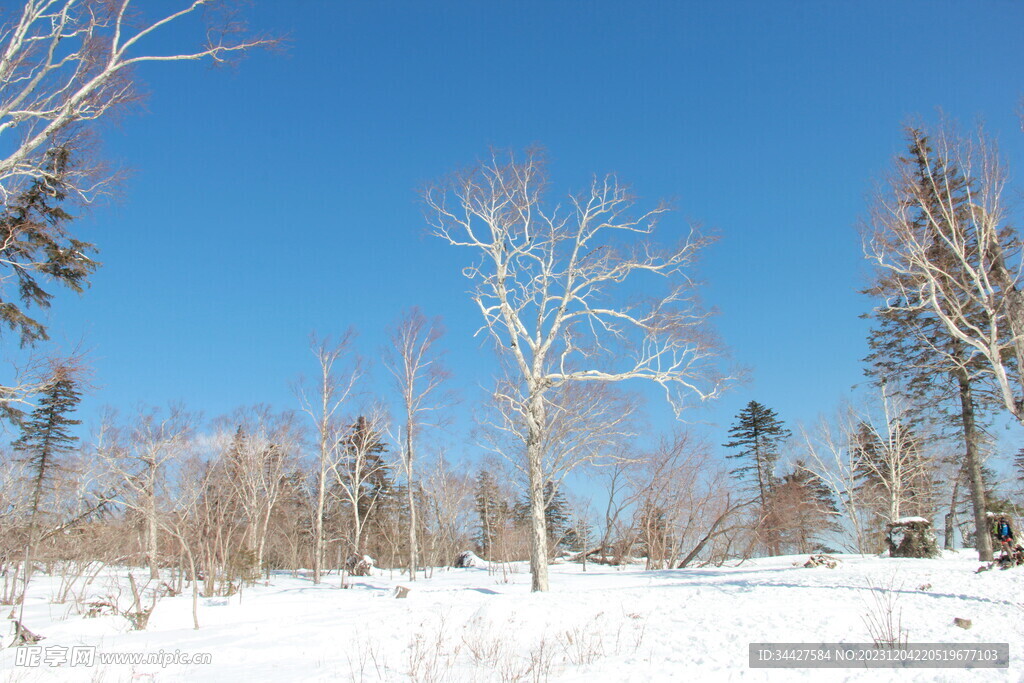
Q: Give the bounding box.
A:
[0,147,98,350]
[723,401,790,556]
[14,364,83,523]
[862,129,1000,560]
[474,469,508,557]
[723,401,790,506]
[11,362,82,636]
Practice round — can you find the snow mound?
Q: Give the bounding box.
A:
[453,550,488,568]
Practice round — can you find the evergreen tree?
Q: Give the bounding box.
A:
[513,481,570,557]
[341,415,394,521]
[723,401,790,507]
[13,364,83,521]
[11,362,83,632]
[474,469,508,556]
[0,147,98,349]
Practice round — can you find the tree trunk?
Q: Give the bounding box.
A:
[405,424,418,580]
[313,441,327,584]
[526,392,549,592]
[944,460,965,549]
[957,370,992,561]
[146,460,160,581]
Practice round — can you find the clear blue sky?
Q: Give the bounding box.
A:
[33,1,1024,465]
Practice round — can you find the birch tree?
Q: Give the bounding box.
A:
[383,307,451,580]
[0,0,273,206]
[295,332,359,585]
[863,123,1023,425]
[424,149,733,591]
[99,405,195,580]
[0,0,273,412]
[219,407,301,579]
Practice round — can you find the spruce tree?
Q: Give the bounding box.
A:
[14,364,83,522]
[723,401,790,507]
[474,469,508,556]
[11,363,82,637]
[724,401,790,556]
[0,147,98,349]
[513,481,570,556]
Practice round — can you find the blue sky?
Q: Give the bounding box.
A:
[29,1,1024,467]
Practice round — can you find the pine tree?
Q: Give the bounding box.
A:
[723,401,790,506]
[474,469,509,557]
[342,415,393,521]
[0,147,98,349]
[723,401,791,556]
[13,364,83,522]
[11,363,83,634]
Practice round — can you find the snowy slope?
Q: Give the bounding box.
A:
[2,551,1022,682]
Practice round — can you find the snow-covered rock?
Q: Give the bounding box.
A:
[453,550,488,568]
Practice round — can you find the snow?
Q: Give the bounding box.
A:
[894,517,932,525]
[3,552,1023,681]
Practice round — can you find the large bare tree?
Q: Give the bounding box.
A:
[218,406,301,578]
[424,149,733,591]
[0,0,272,205]
[863,123,1023,425]
[0,0,273,411]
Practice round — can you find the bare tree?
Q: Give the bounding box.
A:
[850,385,937,543]
[217,406,301,578]
[799,410,870,553]
[295,332,359,584]
[329,408,392,571]
[0,1,275,411]
[0,0,273,206]
[98,405,195,580]
[421,452,474,571]
[383,307,451,580]
[863,123,1023,425]
[801,387,937,554]
[627,431,742,569]
[425,149,734,590]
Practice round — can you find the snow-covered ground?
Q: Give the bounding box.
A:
[2,551,1022,682]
